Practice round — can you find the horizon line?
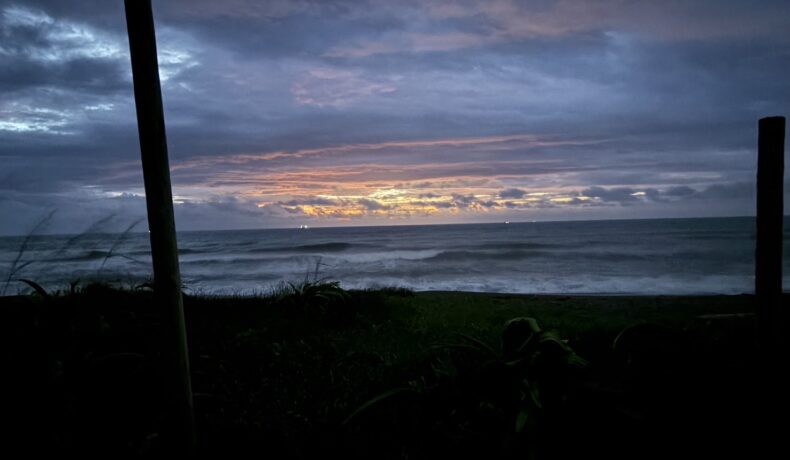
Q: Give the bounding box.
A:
[0,213,765,238]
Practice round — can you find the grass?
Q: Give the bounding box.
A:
[1,213,146,296]
[1,209,56,296]
[97,218,144,274]
[0,285,780,458]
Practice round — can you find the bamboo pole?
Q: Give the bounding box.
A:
[124,0,196,452]
[755,116,785,347]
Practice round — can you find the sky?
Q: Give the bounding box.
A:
[1,0,789,235]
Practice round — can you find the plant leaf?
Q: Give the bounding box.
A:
[515,410,530,433]
[342,387,419,426]
[527,381,542,409]
[457,333,498,357]
[17,278,49,297]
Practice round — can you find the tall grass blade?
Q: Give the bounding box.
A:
[53,213,117,257]
[342,387,419,426]
[98,218,143,274]
[457,332,498,356]
[2,209,56,296]
[16,278,49,297]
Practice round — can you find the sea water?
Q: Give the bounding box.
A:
[0,217,784,295]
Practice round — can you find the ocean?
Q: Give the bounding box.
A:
[0,216,784,296]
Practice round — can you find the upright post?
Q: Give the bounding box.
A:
[755,116,785,347]
[124,0,195,452]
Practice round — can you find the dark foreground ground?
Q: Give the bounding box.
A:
[1,284,787,458]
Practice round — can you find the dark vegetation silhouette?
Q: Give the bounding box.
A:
[0,286,775,457]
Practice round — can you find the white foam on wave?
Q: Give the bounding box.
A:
[334,273,757,295]
[0,217,776,296]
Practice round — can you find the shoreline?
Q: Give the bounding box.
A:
[1,287,761,302]
[409,289,758,297]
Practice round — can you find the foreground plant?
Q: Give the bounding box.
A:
[344,316,587,458]
[273,258,350,314]
[278,279,349,307]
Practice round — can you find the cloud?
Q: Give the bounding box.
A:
[499,188,526,199]
[291,67,397,107]
[579,186,639,204]
[159,0,314,20]
[279,197,338,207]
[1,6,124,60]
[665,185,697,197]
[0,185,147,235]
[168,134,583,175]
[695,182,755,201]
[0,5,129,94]
[0,3,200,143]
[572,182,757,208]
[320,0,790,60]
[357,198,390,210]
[1,0,786,234]
[325,31,490,58]
[173,196,284,230]
[576,187,685,206]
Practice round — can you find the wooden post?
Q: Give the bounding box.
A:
[756,116,785,347]
[124,0,196,452]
